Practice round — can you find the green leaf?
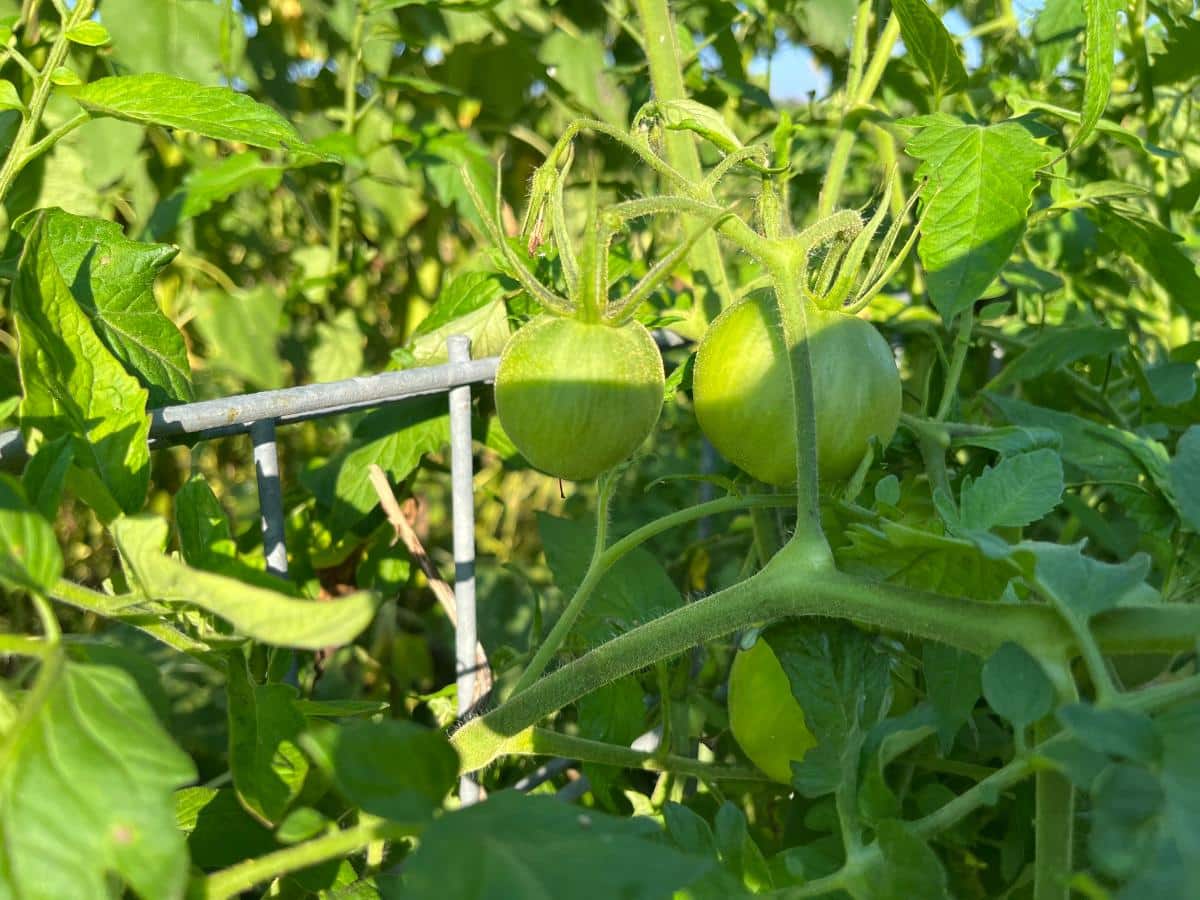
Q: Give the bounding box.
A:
[905,115,1052,319]
[407,271,510,367]
[892,0,968,100]
[146,153,286,240]
[958,449,1064,531]
[1170,426,1200,531]
[66,20,110,46]
[987,393,1177,531]
[1007,95,1178,159]
[981,642,1055,731]
[1029,541,1151,621]
[173,787,277,871]
[1086,204,1200,319]
[765,621,891,798]
[226,654,309,826]
[14,208,192,405]
[852,819,952,900]
[173,476,235,568]
[112,515,379,649]
[305,396,449,536]
[301,720,458,823]
[400,790,712,899]
[989,326,1127,390]
[1087,762,1165,881]
[1076,0,1118,148]
[292,698,390,718]
[0,661,195,899]
[1033,0,1086,79]
[75,74,328,158]
[858,705,939,824]
[1058,704,1160,763]
[276,807,330,844]
[0,79,23,112]
[714,802,773,892]
[949,425,1062,457]
[837,519,1017,601]
[538,30,627,128]
[576,675,646,808]
[21,435,73,522]
[190,286,284,390]
[0,474,61,594]
[102,0,243,86]
[13,211,150,516]
[310,309,364,382]
[49,66,81,87]
[538,513,680,647]
[923,643,981,751]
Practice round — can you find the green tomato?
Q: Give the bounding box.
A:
[728,633,816,784]
[494,314,665,481]
[692,296,901,486]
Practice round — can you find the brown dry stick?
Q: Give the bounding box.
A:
[367,464,493,704]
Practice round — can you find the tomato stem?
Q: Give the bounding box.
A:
[631,0,734,336]
[768,258,828,550]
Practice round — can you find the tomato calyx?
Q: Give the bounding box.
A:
[796,170,924,315]
[461,152,732,330]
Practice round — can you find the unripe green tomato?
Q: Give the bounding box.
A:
[728,634,816,784]
[494,314,665,481]
[692,296,901,486]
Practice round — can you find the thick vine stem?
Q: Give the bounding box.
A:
[632,0,734,336]
[452,555,1200,774]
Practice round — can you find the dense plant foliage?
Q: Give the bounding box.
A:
[1,0,1199,897]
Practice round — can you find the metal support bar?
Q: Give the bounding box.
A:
[250,419,288,578]
[0,356,500,467]
[447,335,480,806]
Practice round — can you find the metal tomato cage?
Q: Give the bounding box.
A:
[0,334,495,803]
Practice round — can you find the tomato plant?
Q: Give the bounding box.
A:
[1,1,1199,899]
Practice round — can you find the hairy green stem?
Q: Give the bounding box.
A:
[501,727,769,782]
[0,633,52,657]
[0,0,93,207]
[632,0,733,336]
[935,307,975,421]
[818,14,900,218]
[453,567,1072,773]
[771,261,829,544]
[455,552,1200,774]
[204,818,413,900]
[1033,719,1074,900]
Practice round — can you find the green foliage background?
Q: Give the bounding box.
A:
[0,0,1199,898]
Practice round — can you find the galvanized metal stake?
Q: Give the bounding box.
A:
[250,419,288,578]
[447,335,480,805]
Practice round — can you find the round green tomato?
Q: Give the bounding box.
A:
[494,314,665,481]
[693,297,901,486]
[728,634,816,784]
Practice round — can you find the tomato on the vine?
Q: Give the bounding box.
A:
[494,314,665,481]
[728,632,816,783]
[692,295,901,486]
